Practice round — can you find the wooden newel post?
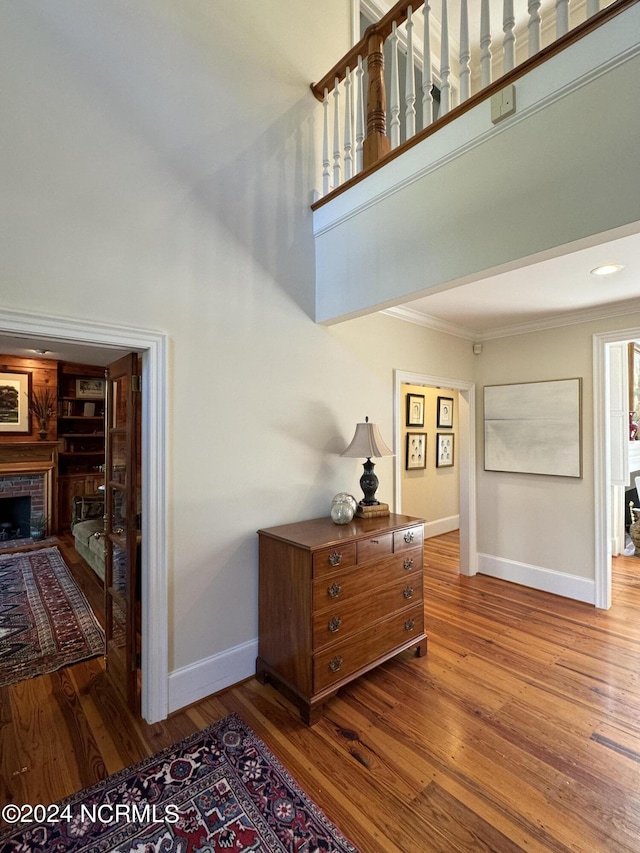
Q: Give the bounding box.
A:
[363,33,391,169]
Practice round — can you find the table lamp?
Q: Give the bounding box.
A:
[340,416,394,511]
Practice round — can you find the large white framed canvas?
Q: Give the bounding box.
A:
[484,378,582,478]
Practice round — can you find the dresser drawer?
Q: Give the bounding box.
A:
[313,604,425,692]
[357,532,393,563]
[312,543,357,578]
[394,525,424,552]
[312,548,423,609]
[312,572,423,650]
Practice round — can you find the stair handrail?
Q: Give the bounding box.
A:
[311,0,637,206]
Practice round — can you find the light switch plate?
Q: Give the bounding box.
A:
[491,84,516,124]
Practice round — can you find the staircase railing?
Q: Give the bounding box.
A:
[311,0,635,205]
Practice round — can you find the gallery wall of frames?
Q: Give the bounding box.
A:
[401,383,459,533]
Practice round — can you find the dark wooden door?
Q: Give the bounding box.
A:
[104,352,141,713]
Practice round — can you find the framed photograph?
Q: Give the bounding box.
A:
[437,396,454,428]
[436,432,455,467]
[406,432,427,470]
[76,378,105,399]
[406,393,425,427]
[0,370,31,433]
[484,378,581,477]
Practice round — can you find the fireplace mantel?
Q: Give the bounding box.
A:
[0,441,59,465]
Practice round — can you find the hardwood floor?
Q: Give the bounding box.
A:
[2,532,640,851]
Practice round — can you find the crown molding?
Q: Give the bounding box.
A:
[382,305,478,339]
[383,296,640,341]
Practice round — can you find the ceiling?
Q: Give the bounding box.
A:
[0,334,132,367]
[385,228,640,340]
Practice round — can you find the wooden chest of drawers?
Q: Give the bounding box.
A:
[257,513,427,725]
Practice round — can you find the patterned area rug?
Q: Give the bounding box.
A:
[0,547,104,687]
[0,713,359,853]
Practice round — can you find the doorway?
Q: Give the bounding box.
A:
[0,307,168,722]
[393,369,477,576]
[594,327,640,610]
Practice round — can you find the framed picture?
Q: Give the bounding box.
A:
[76,378,105,399]
[0,370,31,433]
[437,396,454,428]
[406,432,427,470]
[406,393,425,427]
[484,378,581,477]
[436,432,454,467]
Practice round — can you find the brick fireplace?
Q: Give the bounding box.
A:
[0,442,58,537]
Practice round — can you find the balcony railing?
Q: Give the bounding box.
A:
[311,0,635,205]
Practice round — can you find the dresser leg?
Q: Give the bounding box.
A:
[302,702,323,726]
[255,657,267,684]
[415,638,428,657]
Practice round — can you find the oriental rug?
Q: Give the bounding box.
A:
[0,713,359,853]
[0,546,104,688]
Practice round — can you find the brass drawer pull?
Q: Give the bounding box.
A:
[328,616,342,633]
[328,551,342,566]
[327,582,342,598]
[329,656,343,673]
[403,586,414,599]
[403,558,414,571]
[404,530,415,544]
[404,618,415,632]
[370,539,379,544]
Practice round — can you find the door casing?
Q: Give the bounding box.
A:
[0,307,168,722]
[393,369,477,576]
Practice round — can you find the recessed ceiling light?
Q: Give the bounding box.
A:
[590,263,624,276]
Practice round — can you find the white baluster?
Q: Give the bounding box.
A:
[422,2,433,127]
[459,0,470,102]
[528,0,542,56]
[322,88,330,196]
[389,22,401,149]
[503,0,516,74]
[343,67,353,181]
[355,56,364,174]
[332,78,341,189]
[586,0,600,16]
[405,7,416,140]
[480,0,492,88]
[440,0,450,115]
[556,0,569,38]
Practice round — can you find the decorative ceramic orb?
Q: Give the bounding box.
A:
[330,500,355,525]
[331,492,357,514]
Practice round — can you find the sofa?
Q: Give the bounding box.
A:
[71,495,106,582]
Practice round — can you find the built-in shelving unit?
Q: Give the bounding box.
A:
[57,362,106,528]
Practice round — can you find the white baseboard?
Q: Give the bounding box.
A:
[425,515,459,539]
[168,638,258,714]
[477,553,595,605]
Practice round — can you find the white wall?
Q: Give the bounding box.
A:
[0,1,478,712]
[475,309,640,601]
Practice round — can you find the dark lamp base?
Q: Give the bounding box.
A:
[359,457,381,506]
